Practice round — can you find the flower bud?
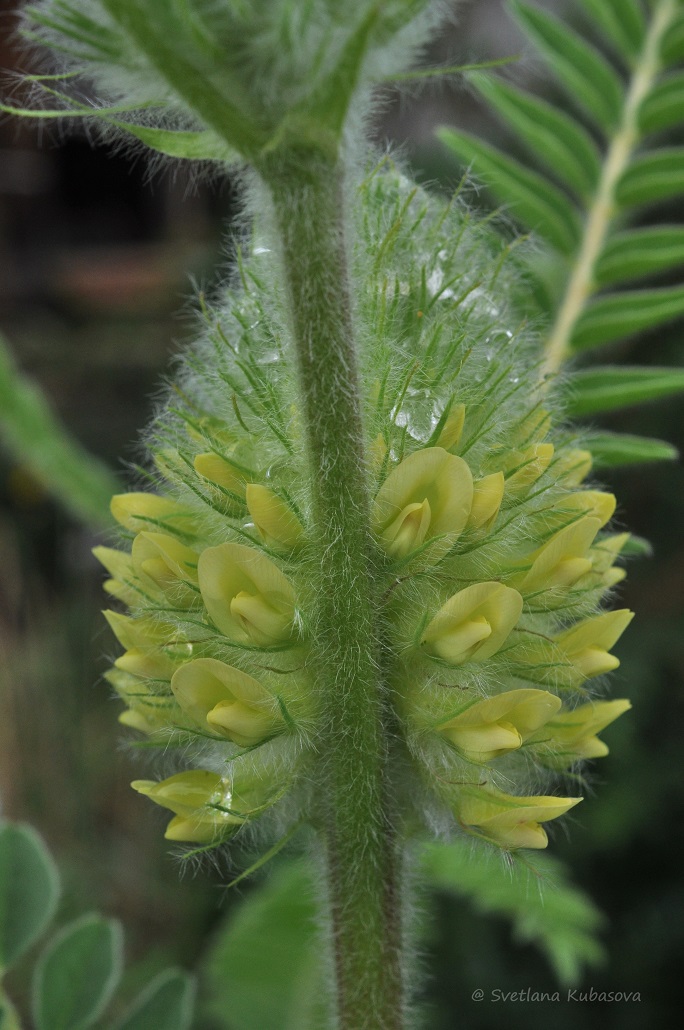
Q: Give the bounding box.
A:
[458,788,582,849]
[372,447,473,561]
[538,699,632,766]
[437,688,561,761]
[131,532,199,608]
[435,403,466,450]
[194,452,248,496]
[198,542,297,645]
[467,472,505,531]
[132,770,244,843]
[555,449,593,486]
[555,609,634,681]
[512,516,602,593]
[246,484,304,550]
[110,492,196,535]
[504,443,554,494]
[421,582,523,665]
[171,658,283,746]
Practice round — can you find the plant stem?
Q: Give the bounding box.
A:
[541,0,678,379]
[260,150,405,1030]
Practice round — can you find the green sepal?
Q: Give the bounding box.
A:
[639,72,684,134]
[595,226,684,287]
[575,0,645,60]
[584,431,678,468]
[468,72,600,197]
[437,127,581,253]
[32,914,123,1030]
[566,366,684,416]
[571,285,684,350]
[617,149,684,208]
[113,970,195,1030]
[509,0,623,131]
[0,822,60,974]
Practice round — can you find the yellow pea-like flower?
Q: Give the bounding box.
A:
[110,492,196,534]
[421,582,523,665]
[372,446,473,561]
[504,442,554,494]
[555,449,593,486]
[194,452,248,496]
[436,688,562,761]
[132,770,243,842]
[246,484,304,550]
[171,658,283,746]
[131,532,199,607]
[467,472,505,531]
[93,545,158,606]
[435,403,466,450]
[105,668,177,734]
[198,542,297,645]
[511,516,602,593]
[458,788,582,849]
[555,609,634,681]
[538,699,632,766]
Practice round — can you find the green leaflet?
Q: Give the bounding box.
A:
[584,431,678,468]
[0,824,60,974]
[23,2,125,62]
[468,72,600,197]
[639,71,684,134]
[437,127,581,253]
[595,227,684,286]
[660,9,684,64]
[32,915,123,1030]
[509,0,623,131]
[575,0,645,60]
[109,121,239,161]
[617,148,684,207]
[113,970,195,1030]
[572,285,684,350]
[566,366,684,416]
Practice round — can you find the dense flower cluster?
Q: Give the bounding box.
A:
[97,169,631,852]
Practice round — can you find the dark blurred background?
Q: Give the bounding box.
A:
[1,1,682,1027]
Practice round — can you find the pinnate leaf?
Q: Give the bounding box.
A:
[639,72,684,134]
[469,72,600,197]
[572,285,684,350]
[576,0,645,60]
[584,432,678,468]
[509,0,624,131]
[566,366,684,416]
[437,127,581,252]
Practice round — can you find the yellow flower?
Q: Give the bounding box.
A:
[194,452,248,496]
[110,492,196,534]
[554,609,634,683]
[131,532,200,608]
[198,542,297,645]
[511,516,601,593]
[93,546,156,606]
[421,582,523,665]
[539,699,632,766]
[246,484,304,550]
[131,770,244,842]
[171,658,283,746]
[467,472,504,531]
[105,668,177,734]
[372,446,473,561]
[459,788,582,849]
[504,442,554,494]
[435,403,466,450]
[555,449,593,486]
[436,688,561,761]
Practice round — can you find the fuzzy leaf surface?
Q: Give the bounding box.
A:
[0,823,60,973]
[32,915,123,1030]
[114,970,195,1030]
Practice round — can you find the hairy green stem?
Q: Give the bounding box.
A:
[259,150,405,1030]
[541,0,678,378]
